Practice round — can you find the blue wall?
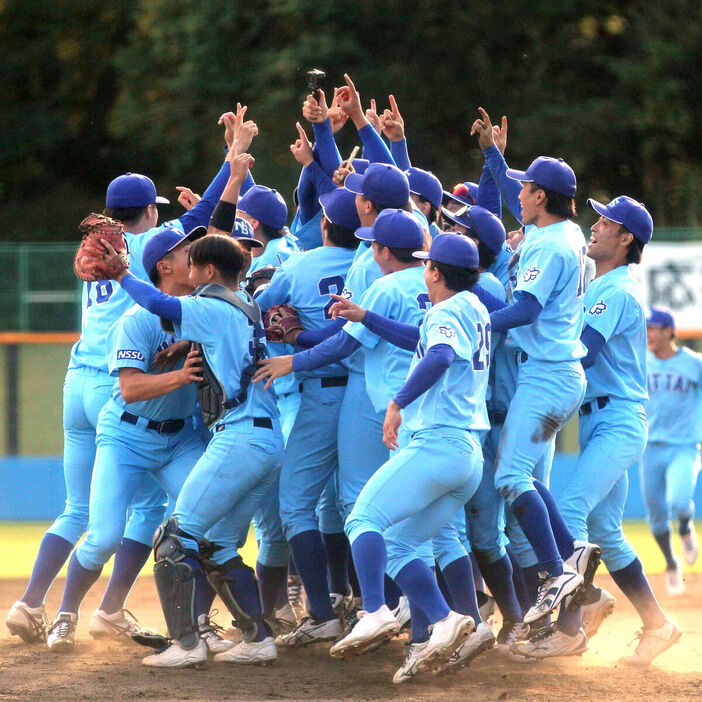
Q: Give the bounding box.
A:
[1,453,701,521]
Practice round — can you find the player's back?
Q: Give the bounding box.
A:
[647,346,702,444]
[582,266,647,404]
[69,229,157,373]
[403,290,490,434]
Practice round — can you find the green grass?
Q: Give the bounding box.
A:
[0,520,699,580]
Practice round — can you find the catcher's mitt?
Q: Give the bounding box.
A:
[244,265,277,297]
[74,213,129,281]
[263,304,304,344]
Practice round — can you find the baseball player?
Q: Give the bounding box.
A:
[322,233,490,679]
[642,307,702,594]
[514,196,682,667]
[407,167,444,238]
[6,142,232,643]
[45,226,213,652]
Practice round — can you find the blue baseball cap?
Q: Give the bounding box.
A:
[587,196,653,244]
[355,209,424,248]
[142,225,207,275]
[646,306,675,329]
[344,163,410,209]
[351,158,370,175]
[413,232,479,270]
[406,167,443,210]
[231,217,262,249]
[440,205,506,256]
[237,185,288,230]
[443,181,479,208]
[106,173,170,208]
[506,156,577,198]
[319,188,361,231]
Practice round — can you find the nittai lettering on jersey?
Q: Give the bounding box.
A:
[648,372,694,394]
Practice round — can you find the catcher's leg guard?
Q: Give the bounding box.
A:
[152,517,199,649]
[202,555,267,642]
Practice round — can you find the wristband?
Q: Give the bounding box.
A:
[209,200,237,233]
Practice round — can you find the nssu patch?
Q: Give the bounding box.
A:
[116,349,145,361]
[588,300,608,316]
[522,266,540,283]
[438,325,457,340]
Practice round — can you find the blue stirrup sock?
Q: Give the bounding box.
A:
[511,491,563,577]
[609,557,666,629]
[349,531,387,613]
[59,553,103,614]
[440,556,481,623]
[22,533,74,608]
[395,559,450,625]
[321,531,351,596]
[99,538,151,614]
[474,552,523,621]
[289,530,335,621]
[533,480,575,561]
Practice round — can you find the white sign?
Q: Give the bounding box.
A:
[633,242,702,336]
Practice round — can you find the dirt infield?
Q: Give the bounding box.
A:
[1,573,700,702]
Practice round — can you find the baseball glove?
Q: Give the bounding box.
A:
[244,266,277,297]
[263,304,304,344]
[73,213,129,281]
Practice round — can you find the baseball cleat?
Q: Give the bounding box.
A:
[276,615,342,647]
[391,595,411,631]
[435,621,496,674]
[329,605,400,659]
[415,611,475,672]
[393,641,429,684]
[47,612,78,652]
[493,619,530,656]
[478,594,496,625]
[198,613,234,654]
[665,558,684,596]
[330,590,355,625]
[618,619,682,666]
[265,603,297,637]
[680,524,698,565]
[524,566,583,623]
[214,636,277,665]
[581,588,616,639]
[142,638,208,668]
[287,575,307,622]
[565,542,602,611]
[511,625,587,659]
[89,607,154,642]
[6,600,50,643]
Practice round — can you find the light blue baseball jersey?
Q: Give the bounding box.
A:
[509,219,587,361]
[479,271,507,409]
[70,229,160,372]
[175,294,279,422]
[403,290,490,434]
[647,347,702,444]
[256,246,356,380]
[344,265,429,412]
[341,245,383,374]
[488,241,512,287]
[582,265,647,404]
[107,305,198,421]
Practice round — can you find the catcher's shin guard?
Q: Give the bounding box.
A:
[202,555,267,642]
[152,517,200,649]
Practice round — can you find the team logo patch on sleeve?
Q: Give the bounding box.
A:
[588,300,608,316]
[340,287,353,300]
[522,266,540,283]
[116,349,145,361]
[438,325,457,340]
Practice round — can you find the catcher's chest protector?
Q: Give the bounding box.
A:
[161,283,267,428]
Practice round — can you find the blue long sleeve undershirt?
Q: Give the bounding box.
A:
[120,273,182,323]
[358,124,396,165]
[362,310,420,351]
[312,120,342,176]
[295,157,319,225]
[296,319,345,348]
[393,343,456,408]
[476,163,502,218]
[177,159,231,232]
[580,325,606,370]
[390,139,411,171]
[488,292,542,334]
[292,330,361,372]
[482,145,522,222]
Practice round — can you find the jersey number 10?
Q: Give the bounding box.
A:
[86,281,114,308]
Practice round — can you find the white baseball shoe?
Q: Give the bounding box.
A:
[198,613,234,654]
[435,621,496,674]
[391,595,411,631]
[329,605,400,659]
[493,620,531,656]
[6,601,50,643]
[266,603,297,637]
[565,542,601,610]
[478,594,496,625]
[330,590,355,625]
[680,524,698,565]
[581,588,616,639]
[142,638,208,668]
[214,637,277,665]
[287,575,307,622]
[393,641,429,684]
[276,615,342,647]
[618,619,682,666]
[47,612,78,652]
[89,608,154,642]
[511,625,587,659]
[524,566,583,623]
[665,558,685,596]
[415,611,475,672]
